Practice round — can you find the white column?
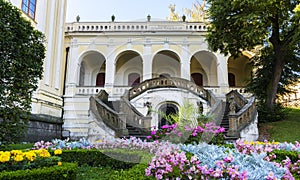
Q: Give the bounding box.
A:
[44,0,56,86]
[142,44,152,81]
[105,44,116,88]
[180,44,190,80]
[54,0,66,89]
[65,39,79,96]
[216,52,229,94]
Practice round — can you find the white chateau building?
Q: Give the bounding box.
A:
[7,0,259,142]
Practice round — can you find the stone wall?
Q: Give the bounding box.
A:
[22,114,64,142]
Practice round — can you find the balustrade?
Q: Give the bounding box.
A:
[128,77,208,101]
[227,95,257,137]
[66,21,207,33]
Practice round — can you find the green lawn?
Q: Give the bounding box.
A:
[260,107,300,142]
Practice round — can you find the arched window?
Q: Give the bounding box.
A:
[228,73,236,87]
[128,73,140,87]
[96,73,105,87]
[191,73,203,86]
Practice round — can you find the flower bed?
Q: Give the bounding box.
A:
[28,137,299,179]
[146,122,225,145]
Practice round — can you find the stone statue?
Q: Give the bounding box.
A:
[145,102,152,116]
[229,95,236,115]
[167,4,180,21]
[197,101,203,114]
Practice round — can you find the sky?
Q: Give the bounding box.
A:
[66,0,197,22]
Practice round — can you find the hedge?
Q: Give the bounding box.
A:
[0,162,77,180]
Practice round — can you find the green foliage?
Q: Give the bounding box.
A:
[206,0,300,111]
[76,163,154,180]
[0,162,77,180]
[246,46,300,122]
[256,102,289,123]
[59,149,141,169]
[0,0,45,145]
[155,100,212,129]
[0,143,33,151]
[271,150,299,163]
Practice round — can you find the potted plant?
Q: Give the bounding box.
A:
[147,14,151,22]
[182,15,186,22]
[111,14,115,22]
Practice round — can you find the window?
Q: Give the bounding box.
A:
[96,73,105,87]
[128,73,140,87]
[228,73,236,87]
[191,73,203,86]
[22,0,37,19]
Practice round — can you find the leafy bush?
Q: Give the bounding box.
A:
[59,149,141,169]
[0,162,77,180]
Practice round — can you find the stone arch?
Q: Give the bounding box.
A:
[190,51,218,86]
[152,50,181,78]
[77,50,106,86]
[227,55,252,86]
[114,50,143,86]
[157,102,179,128]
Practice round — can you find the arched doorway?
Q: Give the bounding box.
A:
[96,73,105,87]
[158,103,178,128]
[191,73,203,86]
[228,73,236,87]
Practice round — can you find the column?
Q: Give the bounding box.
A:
[105,41,116,89]
[142,41,152,81]
[180,44,190,80]
[65,39,79,96]
[216,52,229,94]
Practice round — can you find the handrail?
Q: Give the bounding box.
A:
[226,90,248,109]
[128,77,208,101]
[89,96,127,137]
[227,95,257,137]
[120,91,151,131]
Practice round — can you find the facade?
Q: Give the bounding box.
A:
[7,0,259,141]
[64,21,255,140]
[8,0,67,120]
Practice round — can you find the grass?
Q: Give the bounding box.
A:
[259,107,300,142]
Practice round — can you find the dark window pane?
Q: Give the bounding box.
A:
[96,73,105,87]
[191,73,203,86]
[228,73,236,87]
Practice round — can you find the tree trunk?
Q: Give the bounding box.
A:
[266,56,284,110]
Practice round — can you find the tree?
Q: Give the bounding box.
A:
[0,0,45,145]
[206,0,300,111]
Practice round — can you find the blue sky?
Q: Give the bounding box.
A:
[66,0,197,22]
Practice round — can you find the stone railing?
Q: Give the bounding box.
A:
[120,91,152,131]
[65,21,207,33]
[227,95,257,137]
[128,77,208,101]
[226,90,248,109]
[77,86,105,95]
[208,99,226,125]
[89,95,128,137]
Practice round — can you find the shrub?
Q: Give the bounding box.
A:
[0,162,77,180]
[59,149,141,169]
